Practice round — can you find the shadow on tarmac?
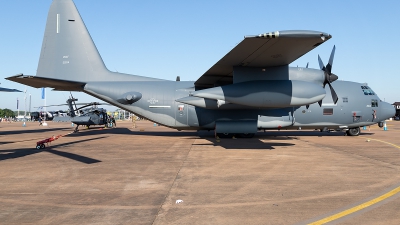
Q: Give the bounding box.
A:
[0,127,72,136]
[0,137,104,164]
[70,127,376,137]
[196,138,296,150]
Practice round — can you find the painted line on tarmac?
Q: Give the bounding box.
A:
[307,137,400,225]
[361,137,400,149]
[308,186,400,225]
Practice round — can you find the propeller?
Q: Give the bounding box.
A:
[317,45,339,106]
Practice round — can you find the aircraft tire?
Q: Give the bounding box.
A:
[239,133,255,138]
[346,127,360,136]
[36,145,41,150]
[40,144,46,149]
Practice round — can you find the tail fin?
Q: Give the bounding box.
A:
[37,0,108,82]
[7,0,162,89]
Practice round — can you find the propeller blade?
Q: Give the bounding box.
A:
[318,100,322,107]
[327,82,339,104]
[306,62,309,68]
[326,45,336,74]
[318,55,325,71]
[306,104,309,109]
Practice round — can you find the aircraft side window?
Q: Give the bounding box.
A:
[323,108,333,115]
[371,99,378,107]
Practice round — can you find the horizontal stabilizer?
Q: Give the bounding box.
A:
[0,87,22,92]
[6,74,85,91]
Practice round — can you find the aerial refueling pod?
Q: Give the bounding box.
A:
[190,80,326,108]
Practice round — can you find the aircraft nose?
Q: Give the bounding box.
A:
[380,101,395,120]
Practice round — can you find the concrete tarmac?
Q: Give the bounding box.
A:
[0,120,400,224]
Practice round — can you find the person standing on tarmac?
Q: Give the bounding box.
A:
[111,116,116,127]
[106,115,111,128]
[38,116,43,126]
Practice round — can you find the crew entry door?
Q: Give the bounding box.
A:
[175,103,188,126]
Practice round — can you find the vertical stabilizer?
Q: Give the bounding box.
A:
[37,0,108,82]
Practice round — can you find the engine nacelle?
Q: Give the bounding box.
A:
[191,80,325,108]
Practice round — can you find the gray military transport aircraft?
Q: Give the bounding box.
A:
[7,0,395,137]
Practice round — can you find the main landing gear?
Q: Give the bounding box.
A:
[346,127,360,136]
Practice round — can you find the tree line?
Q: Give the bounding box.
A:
[0,108,16,118]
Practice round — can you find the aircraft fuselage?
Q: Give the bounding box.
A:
[83,78,394,133]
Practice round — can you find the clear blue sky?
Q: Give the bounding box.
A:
[1,0,399,112]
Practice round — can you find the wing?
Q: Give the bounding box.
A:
[195,30,331,89]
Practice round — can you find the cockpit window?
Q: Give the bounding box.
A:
[361,86,376,95]
[371,99,378,107]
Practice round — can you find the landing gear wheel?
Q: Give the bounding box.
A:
[346,127,360,136]
[40,144,46,149]
[217,133,233,138]
[36,145,41,150]
[239,133,255,138]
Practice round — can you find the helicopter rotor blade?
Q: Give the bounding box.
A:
[73,102,109,111]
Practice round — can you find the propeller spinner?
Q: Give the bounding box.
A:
[317,45,339,106]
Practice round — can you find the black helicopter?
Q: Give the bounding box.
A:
[45,94,113,132]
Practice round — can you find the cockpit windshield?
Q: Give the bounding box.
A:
[361,85,376,95]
